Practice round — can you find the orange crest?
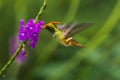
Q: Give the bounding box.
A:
[41,22,62,28]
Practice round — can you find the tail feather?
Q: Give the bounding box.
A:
[68,39,85,48]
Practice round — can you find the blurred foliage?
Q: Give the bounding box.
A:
[0,0,120,80]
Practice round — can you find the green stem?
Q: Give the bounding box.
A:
[0,42,25,76]
[34,0,48,23]
[0,0,48,76]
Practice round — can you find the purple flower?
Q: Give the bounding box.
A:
[9,36,26,64]
[18,30,28,40]
[29,41,36,48]
[29,31,39,42]
[18,19,44,48]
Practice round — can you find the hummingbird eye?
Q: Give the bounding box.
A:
[46,26,55,34]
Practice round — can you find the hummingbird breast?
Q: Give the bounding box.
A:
[52,32,67,46]
[53,32,73,46]
[53,32,83,47]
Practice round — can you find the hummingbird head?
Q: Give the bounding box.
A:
[41,22,62,34]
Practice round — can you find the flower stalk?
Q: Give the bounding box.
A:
[0,41,25,75]
[0,0,48,76]
[34,0,48,23]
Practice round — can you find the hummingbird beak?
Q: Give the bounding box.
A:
[41,24,47,28]
[41,22,49,28]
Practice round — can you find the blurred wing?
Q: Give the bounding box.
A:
[63,22,93,38]
[57,21,76,30]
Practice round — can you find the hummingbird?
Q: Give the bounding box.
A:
[42,21,93,48]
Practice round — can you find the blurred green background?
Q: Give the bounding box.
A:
[0,0,120,80]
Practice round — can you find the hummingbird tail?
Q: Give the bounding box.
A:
[69,39,85,48]
[70,39,85,48]
[73,43,85,48]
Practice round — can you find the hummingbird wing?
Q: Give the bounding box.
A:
[58,21,75,30]
[63,21,93,38]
